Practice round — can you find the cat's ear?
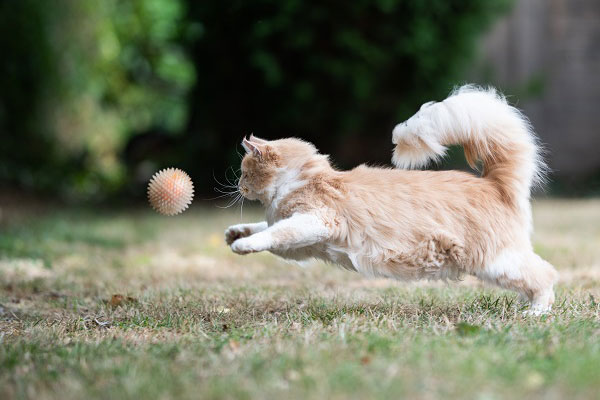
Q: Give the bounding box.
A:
[242,136,262,158]
[248,133,268,144]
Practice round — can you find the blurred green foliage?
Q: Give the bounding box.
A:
[0,0,513,198]
[0,0,195,198]
[184,0,513,190]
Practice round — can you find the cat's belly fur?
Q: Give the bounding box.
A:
[270,242,464,281]
[270,243,357,272]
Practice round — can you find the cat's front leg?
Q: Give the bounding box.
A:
[230,213,330,255]
[225,222,268,245]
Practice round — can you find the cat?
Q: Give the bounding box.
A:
[225,85,558,314]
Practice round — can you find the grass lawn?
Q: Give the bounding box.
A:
[1,198,600,399]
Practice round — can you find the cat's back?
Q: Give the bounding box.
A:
[342,164,489,196]
[337,164,513,230]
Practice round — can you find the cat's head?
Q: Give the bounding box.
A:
[238,134,325,203]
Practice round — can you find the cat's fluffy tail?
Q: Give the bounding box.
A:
[392,85,545,203]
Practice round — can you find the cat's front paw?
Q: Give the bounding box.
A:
[230,237,259,255]
[225,224,252,245]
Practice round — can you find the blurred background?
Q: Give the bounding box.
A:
[3,3,600,397]
[0,0,598,202]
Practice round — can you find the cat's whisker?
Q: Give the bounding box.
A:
[203,192,237,201]
[228,195,243,209]
[236,146,245,160]
[224,172,239,188]
[217,192,243,209]
[225,165,235,179]
[217,181,238,190]
[239,196,245,220]
[228,165,241,178]
[214,186,238,195]
[229,171,241,184]
[213,170,239,190]
[228,167,241,185]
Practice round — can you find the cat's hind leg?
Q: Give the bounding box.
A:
[476,249,558,315]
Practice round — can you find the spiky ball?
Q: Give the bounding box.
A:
[147,168,194,216]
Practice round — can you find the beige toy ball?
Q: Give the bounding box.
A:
[147,168,194,215]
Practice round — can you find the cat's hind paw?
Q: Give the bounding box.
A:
[522,307,552,317]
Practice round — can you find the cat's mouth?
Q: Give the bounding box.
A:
[240,185,250,196]
[239,185,260,201]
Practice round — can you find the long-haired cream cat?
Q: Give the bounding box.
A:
[225,85,558,314]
